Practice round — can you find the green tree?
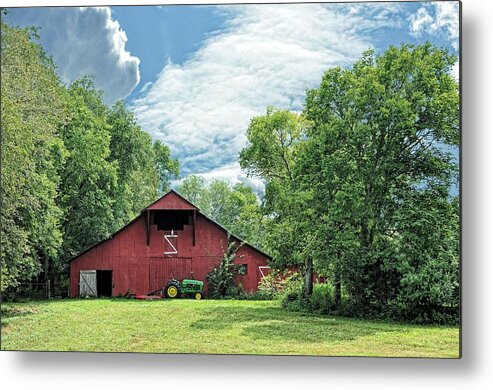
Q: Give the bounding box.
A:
[176,175,208,206]
[58,80,119,262]
[107,101,178,227]
[153,140,179,195]
[240,106,304,181]
[1,22,67,292]
[301,44,459,321]
[206,234,244,298]
[0,19,180,297]
[239,107,314,298]
[176,176,264,247]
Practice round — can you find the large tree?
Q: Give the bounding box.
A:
[301,44,459,321]
[107,101,179,228]
[0,18,180,297]
[1,22,67,292]
[58,80,119,263]
[239,44,459,322]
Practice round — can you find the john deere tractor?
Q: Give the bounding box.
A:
[164,278,204,300]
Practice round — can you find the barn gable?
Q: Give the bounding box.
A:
[146,190,198,210]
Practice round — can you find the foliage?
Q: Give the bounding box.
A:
[107,100,179,227]
[206,235,244,299]
[1,22,67,292]
[239,107,317,299]
[240,44,459,324]
[177,176,265,248]
[308,283,336,315]
[300,44,459,322]
[1,21,179,296]
[153,140,179,195]
[176,175,208,205]
[58,79,119,261]
[278,273,305,312]
[257,269,300,299]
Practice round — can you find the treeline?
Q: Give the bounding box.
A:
[176,175,264,249]
[239,44,460,324]
[1,21,179,296]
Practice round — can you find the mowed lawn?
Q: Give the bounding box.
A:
[1,299,459,357]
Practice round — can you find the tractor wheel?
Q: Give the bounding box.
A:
[194,292,202,300]
[165,282,180,298]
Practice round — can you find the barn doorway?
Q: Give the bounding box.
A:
[96,270,113,297]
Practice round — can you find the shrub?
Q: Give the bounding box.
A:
[278,273,305,311]
[206,234,244,299]
[258,269,301,299]
[309,283,336,314]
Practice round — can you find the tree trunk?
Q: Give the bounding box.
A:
[304,257,313,299]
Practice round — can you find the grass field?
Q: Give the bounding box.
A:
[1,299,459,357]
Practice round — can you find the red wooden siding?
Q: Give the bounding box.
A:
[69,190,271,297]
[149,257,192,292]
[147,190,197,210]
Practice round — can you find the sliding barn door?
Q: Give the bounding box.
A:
[79,270,97,297]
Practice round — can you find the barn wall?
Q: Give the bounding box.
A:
[70,216,152,297]
[70,211,269,297]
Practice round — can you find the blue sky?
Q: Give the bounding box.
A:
[6,2,459,192]
[111,5,228,101]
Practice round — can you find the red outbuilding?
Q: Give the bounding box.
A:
[69,190,271,298]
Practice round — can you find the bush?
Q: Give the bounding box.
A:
[206,264,243,299]
[309,283,336,314]
[278,273,305,311]
[258,269,301,299]
[206,235,244,299]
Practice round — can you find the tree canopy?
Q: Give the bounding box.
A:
[1,21,179,295]
[240,44,459,323]
[176,176,264,248]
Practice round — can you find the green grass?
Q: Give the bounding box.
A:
[1,299,459,357]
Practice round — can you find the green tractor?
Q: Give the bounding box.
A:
[164,278,204,300]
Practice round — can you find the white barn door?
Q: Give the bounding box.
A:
[79,270,97,297]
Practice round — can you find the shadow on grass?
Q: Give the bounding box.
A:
[190,305,399,344]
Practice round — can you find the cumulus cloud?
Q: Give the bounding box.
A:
[131,3,402,182]
[409,1,460,50]
[7,7,140,104]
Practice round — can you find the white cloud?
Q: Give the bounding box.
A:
[8,7,140,104]
[409,6,435,35]
[409,2,460,50]
[131,3,401,181]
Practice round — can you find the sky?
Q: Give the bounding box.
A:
[6,1,460,193]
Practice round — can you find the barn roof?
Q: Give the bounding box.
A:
[69,190,271,262]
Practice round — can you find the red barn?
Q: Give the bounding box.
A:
[69,190,271,298]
